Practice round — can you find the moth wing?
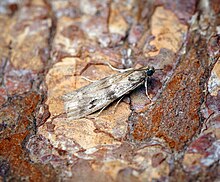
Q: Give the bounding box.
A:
[63,69,145,120]
[63,72,132,120]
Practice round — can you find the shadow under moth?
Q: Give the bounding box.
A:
[63,65,156,120]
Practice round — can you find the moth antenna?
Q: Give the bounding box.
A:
[81,76,96,83]
[155,68,163,71]
[105,62,133,72]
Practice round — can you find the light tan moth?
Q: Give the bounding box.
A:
[63,65,155,120]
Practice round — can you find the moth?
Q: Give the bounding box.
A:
[63,65,156,120]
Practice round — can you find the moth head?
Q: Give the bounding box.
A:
[146,66,155,76]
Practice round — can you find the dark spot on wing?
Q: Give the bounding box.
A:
[106,90,117,100]
[128,77,137,82]
[88,99,98,109]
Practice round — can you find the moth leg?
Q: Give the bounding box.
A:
[88,96,124,119]
[81,76,96,82]
[145,77,152,101]
[85,106,108,120]
[112,95,125,113]
[94,104,110,118]
[105,62,134,73]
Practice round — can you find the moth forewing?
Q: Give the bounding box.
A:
[63,66,154,120]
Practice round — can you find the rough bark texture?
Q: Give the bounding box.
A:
[0,0,220,181]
